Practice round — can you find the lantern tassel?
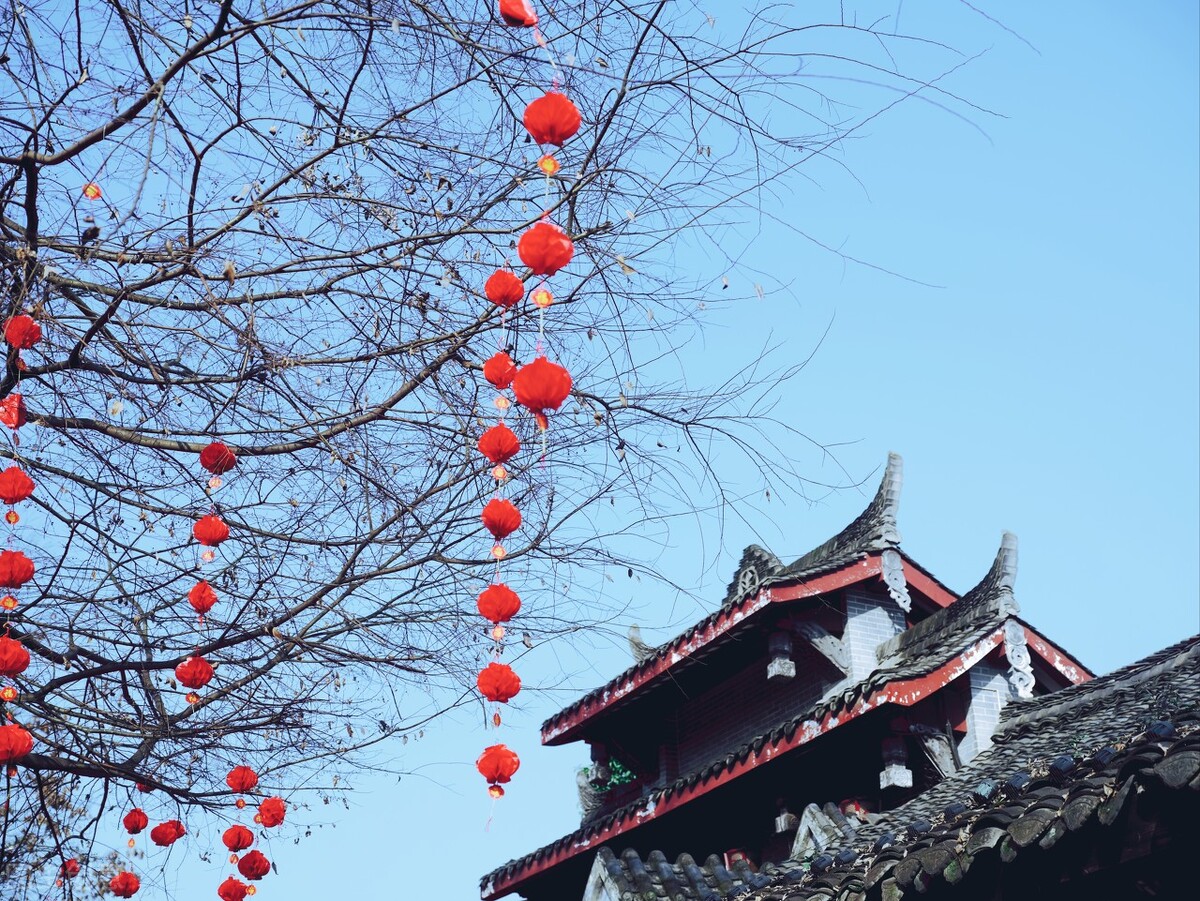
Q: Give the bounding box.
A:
[485,792,501,832]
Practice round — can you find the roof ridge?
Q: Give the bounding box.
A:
[993,633,1200,740]
[775,452,903,580]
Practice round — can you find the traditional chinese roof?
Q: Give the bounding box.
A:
[481,536,1076,900]
[541,455,911,745]
[736,633,1200,900]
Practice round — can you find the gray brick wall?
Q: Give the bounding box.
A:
[958,662,1012,763]
[675,643,834,777]
[845,592,906,681]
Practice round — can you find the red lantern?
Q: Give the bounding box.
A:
[0,550,34,588]
[222,824,255,852]
[478,424,520,465]
[136,781,154,793]
[200,442,238,474]
[477,662,521,703]
[110,872,140,898]
[481,498,521,540]
[122,808,149,835]
[150,819,186,846]
[523,92,582,147]
[218,877,250,901]
[193,515,230,547]
[82,182,103,201]
[237,850,270,881]
[512,356,572,430]
[175,656,214,690]
[0,467,35,505]
[483,352,518,390]
[189,581,218,615]
[4,316,41,350]
[59,859,80,879]
[257,796,286,828]
[485,270,524,309]
[477,583,521,623]
[517,221,574,276]
[476,743,520,788]
[499,0,537,26]
[0,395,26,430]
[0,723,32,763]
[226,765,259,793]
[0,635,29,677]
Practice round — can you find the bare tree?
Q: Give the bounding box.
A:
[0,0,993,894]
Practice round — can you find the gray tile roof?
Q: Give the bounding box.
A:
[540,455,907,742]
[591,847,772,901]
[736,633,1200,900]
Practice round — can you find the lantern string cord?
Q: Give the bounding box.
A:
[532,29,561,85]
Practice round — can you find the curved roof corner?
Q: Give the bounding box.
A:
[775,452,904,582]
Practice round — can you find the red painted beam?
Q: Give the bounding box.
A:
[763,556,882,601]
[485,629,1004,900]
[900,558,958,608]
[540,589,773,745]
[1024,624,1093,684]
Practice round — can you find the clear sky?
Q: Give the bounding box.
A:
[141,3,1197,898]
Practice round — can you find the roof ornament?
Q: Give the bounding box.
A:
[576,768,603,817]
[989,532,1034,698]
[877,451,904,546]
[627,624,656,663]
[993,531,1020,617]
[953,531,1021,617]
[723,544,783,604]
[996,531,1018,591]
[1004,620,1036,699]
[881,549,912,612]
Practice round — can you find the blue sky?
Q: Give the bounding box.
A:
[141,3,1197,898]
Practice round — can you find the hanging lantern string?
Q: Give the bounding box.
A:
[531,29,561,84]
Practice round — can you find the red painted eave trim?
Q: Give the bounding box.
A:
[900,556,958,608]
[485,629,1005,900]
[541,557,884,746]
[1024,624,1093,683]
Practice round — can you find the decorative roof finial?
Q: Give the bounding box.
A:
[876,452,903,546]
[996,531,1018,592]
[956,532,1020,617]
[775,453,906,581]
